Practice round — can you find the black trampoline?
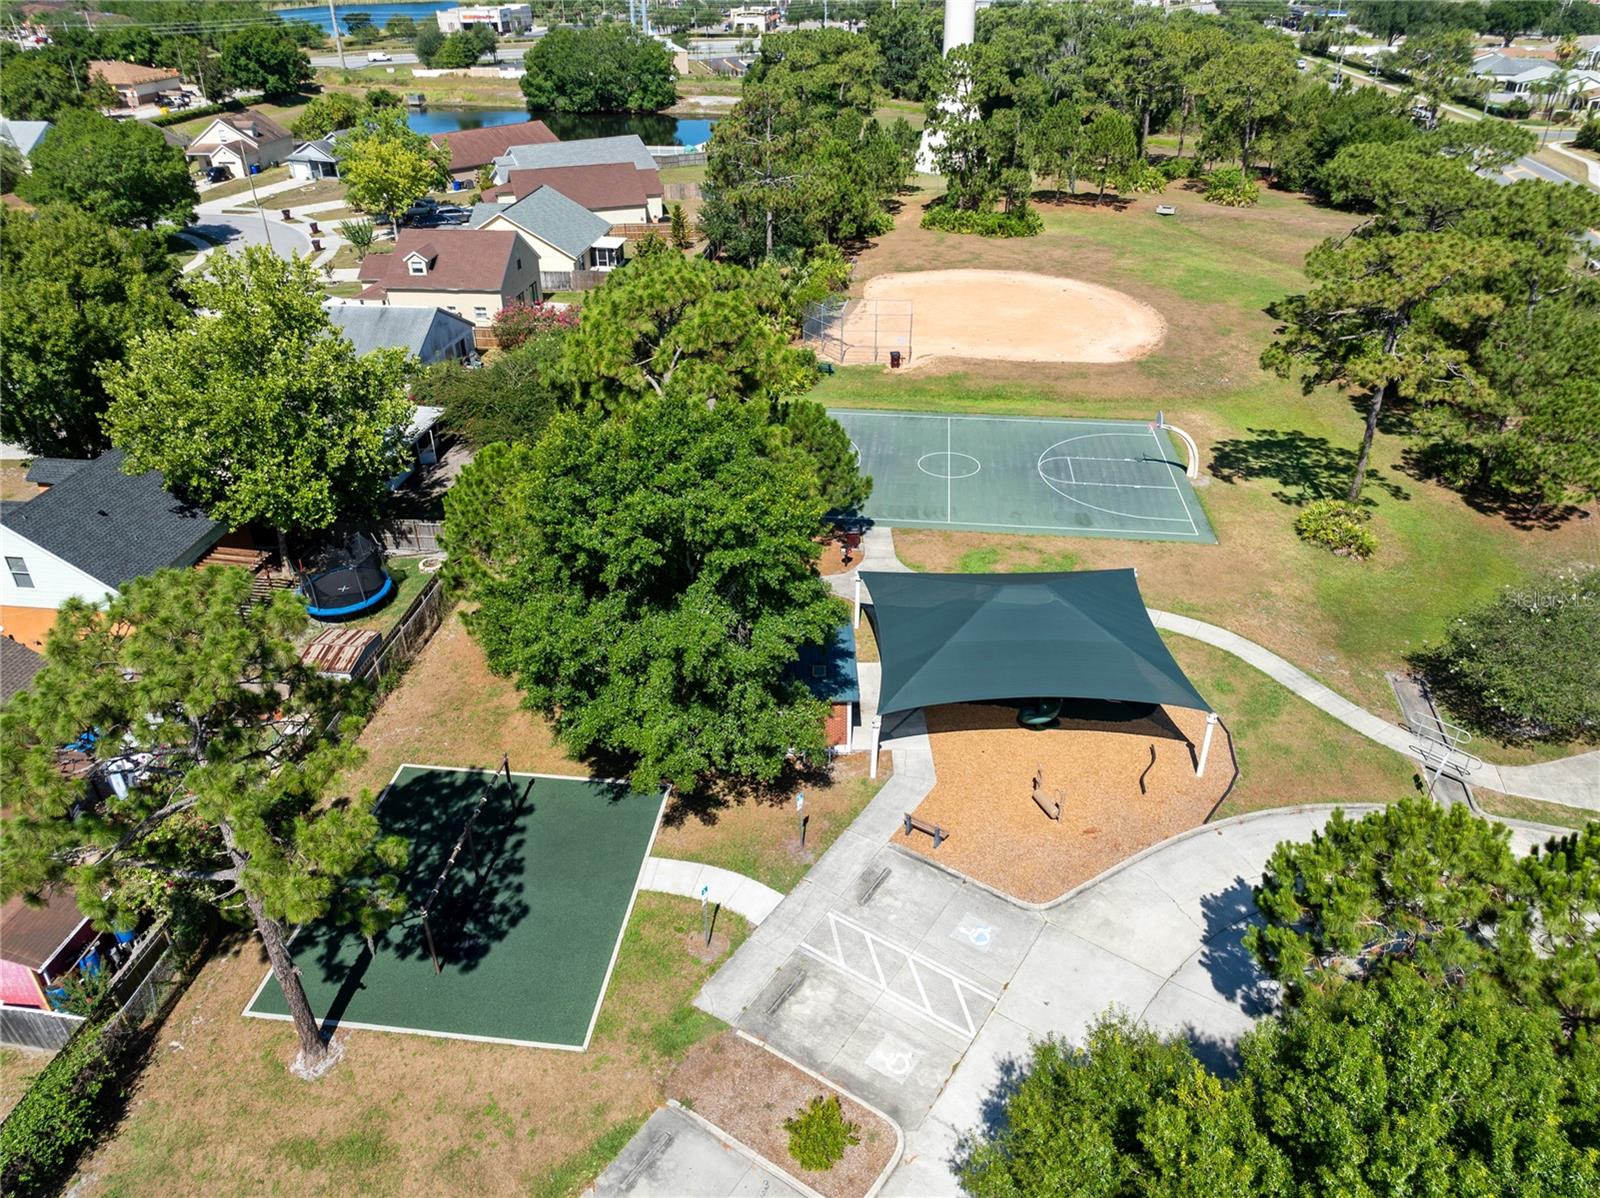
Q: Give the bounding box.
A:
[299,536,394,621]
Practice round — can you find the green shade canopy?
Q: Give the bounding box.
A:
[863,569,1211,717]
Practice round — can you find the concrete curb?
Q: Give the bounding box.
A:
[735,1028,908,1198]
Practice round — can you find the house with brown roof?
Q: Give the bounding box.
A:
[89,59,181,108]
[490,160,665,224]
[430,118,557,180]
[184,109,294,179]
[355,228,541,326]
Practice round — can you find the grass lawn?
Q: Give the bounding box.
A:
[330,240,390,270]
[230,176,347,211]
[1474,791,1598,832]
[316,68,523,107]
[324,280,363,298]
[873,97,926,130]
[822,183,1599,764]
[197,165,290,202]
[78,893,744,1198]
[659,163,707,187]
[1531,145,1596,184]
[354,556,430,636]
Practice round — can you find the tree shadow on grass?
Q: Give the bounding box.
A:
[1209,428,1408,507]
[1029,188,1135,212]
[660,755,837,830]
[1396,445,1593,532]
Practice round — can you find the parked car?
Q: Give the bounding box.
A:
[203,165,232,184]
[404,197,438,220]
[366,50,392,62]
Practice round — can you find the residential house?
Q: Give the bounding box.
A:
[489,160,666,223]
[0,118,50,162]
[429,118,557,182]
[468,185,624,287]
[490,134,658,187]
[355,227,541,326]
[1472,53,1600,111]
[184,110,294,179]
[286,130,343,180]
[89,59,181,108]
[0,450,228,648]
[0,889,110,1011]
[435,4,534,33]
[325,303,479,365]
[0,635,44,702]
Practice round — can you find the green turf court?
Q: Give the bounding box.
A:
[831,410,1216,543]
[245,765,664,1050]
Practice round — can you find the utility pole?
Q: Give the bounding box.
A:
[328,0,346,71]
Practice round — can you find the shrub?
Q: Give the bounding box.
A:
[1493,97,1533,120]
[491,300,579,351]
[920,203,1043,238]
[1414,568,1600,742]
[1576,117,1600,152]
[1157,155,1198,181]
[784,1094,861,1172]
[1119,161,1168,194]
[1293,498,1377,559]
[0,1021,135,1197]
[149,97,261,127]
[1203,165,1260,207]
[336,218,376,260]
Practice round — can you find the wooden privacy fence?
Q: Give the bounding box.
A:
[0,1006,83,1052]
[354,573,447,694]
[381,520,443,555]
[663,181,701,201]
[540,269,603,293]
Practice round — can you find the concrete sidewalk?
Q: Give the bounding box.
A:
[639,858,784,926]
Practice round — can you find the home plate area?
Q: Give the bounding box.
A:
[832,410,1216,543]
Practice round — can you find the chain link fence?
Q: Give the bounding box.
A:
[802,297,914,366]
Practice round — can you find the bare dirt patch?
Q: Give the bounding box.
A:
[893,701,1229,903]
[859,269,1166,369]
[670,1032,895,1198]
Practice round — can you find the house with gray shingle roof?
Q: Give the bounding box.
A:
[490,134,657,185]
[0,450,226,649]
[468,185,625,277]
[325,303,477,364]
[287,130,344,181]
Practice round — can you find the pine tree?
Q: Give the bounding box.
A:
[670,202,693,250]
[0,568,408,1075]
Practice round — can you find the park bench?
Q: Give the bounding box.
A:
[903,813,947,848]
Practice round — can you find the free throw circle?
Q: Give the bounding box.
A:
[917,451,982,480]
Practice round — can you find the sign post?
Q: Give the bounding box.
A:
[796,792,807,850]
[699,883,713,946]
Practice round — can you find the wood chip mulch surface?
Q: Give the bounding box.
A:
[893,702,1231,903]
[669,1032,896,1198]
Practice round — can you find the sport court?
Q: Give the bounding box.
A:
[245,764,664,1050]
[832,410,1215,543]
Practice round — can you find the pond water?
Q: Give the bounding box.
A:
[407,106,716,147]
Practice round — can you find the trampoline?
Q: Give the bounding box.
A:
[299,536,394,621]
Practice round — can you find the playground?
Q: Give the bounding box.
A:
[891,701,1234,903]
[833,409,1215,542]
[246,764,665,1050]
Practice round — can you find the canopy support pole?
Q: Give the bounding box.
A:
[1196,712,1219,777]
[853,576,862,629]
[869,715,882,778]
[845,701,854,752]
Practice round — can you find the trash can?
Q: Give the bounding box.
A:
[309,221,320,236]
[311,237,323,252]
[890,350,903,369]
[249,163,260,175]
[280,208,291,221]
[452,178,464,191]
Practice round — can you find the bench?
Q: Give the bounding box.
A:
[903,813,947,848]
[1031,766,1062,821]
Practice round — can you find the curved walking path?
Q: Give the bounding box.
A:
[639,857,785,925]
[835,526,1599,812]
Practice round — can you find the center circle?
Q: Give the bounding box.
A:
[917,451,982,480]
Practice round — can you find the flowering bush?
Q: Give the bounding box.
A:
[490,300,579,350]
[1414,569,1600,742]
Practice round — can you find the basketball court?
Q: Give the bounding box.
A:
[244,764,664,1051]
[832,410,1216,543]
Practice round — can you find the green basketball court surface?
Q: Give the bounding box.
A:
[831,410,1216,543]
[245,765,664,1050]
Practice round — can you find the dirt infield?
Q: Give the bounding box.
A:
[856,269,1166,368]
[893,701,1231,903]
